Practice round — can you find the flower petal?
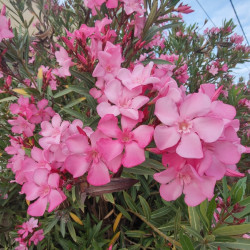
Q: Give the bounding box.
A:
[159,180,182,201]
[180,93,211,120]
[97,114,121,138]
[155,97,179,125]
[154,168,176,184]
[97,138,123,162]
[87,161,110,186]
[193,117,224,143]
[33,168,49,186]
[176,132,203,158]
[122,141,145,168]
[64,155,90,178]
[97,102,120,118]
[28,197,47,216]
[154,125,180,150]
[48,189,66,212]
[133,125,154,148]
[66,134,90,154]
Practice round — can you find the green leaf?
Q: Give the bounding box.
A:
[60,220,66,238]
[213,224,250,236]
[44,217,59,235]
[125,230,146,238]
[103,193,115,204]
[0,96,17,103]
[63,97,86,109]
[207,196,217,228]
[174,208,181,239]
[116,204,132,222]
[188,206,200,232]
[151,207,172,219]
[123,165,156,175]
[61,107,85,121]
[53,88,73,98]
[180,232,195,250]
[212,238,250,249]
[181,225,203,241]
[139,195,151,220]
[123,191,138,212]
[141,58,172,65]
[67,220,77,242]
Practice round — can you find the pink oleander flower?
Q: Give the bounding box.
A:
[175,3,194,14]
[21,168,66,216]
[221,63,228,72]
[97,114,154,167]
[18,218,38,239]
[29,99,55,124]
[106,0,118,8]
[9,96,34,119]
[52,47,74,77]
[93,42,122,81]
[0,15,14,42]
[64,130,120,186]
[8,116,35,137]
[122,0,145,15]
[31,147,52,170]
[209,65,218,76]
[154,93,224,158]
[29,229,44,245]
[117,62,159,90]
[154,163,216,206]
[39,113,70,149]
[97,79,149,120]
[84,0,105,15]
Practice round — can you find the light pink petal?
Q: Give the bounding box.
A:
[226,167,245,177]
[21,182,40,201]
[97,114,121,138]
[154,168,176,184]
[199,84,215,99]
[64,155,90,178]
[104,79,122,104]
[183,181,207,207]
[48,173,60,188]
[107,154,122,173]
[200,176,216,199]
[132,125,154,148]
[205,156,226,180]
[180,93,211,119]
[197,150,213,176]
[97,102,120,117]
[193,117,224,143]
[33,168,49,186]
[97,138,123,161]
[159,180,183,201]
[213,141,241,164]
[154,125,180,150]
[131,96,149,109]
[40,121,53,136]
[121,116,138,131]
[155,97,179,125]
[122,141,145,168]
[28,197,47,216]
[120,108,139,120]
[87,161,110,186]
[31,147,44,162]
[117,68,132,88]
[176,132,203,159]
[162,152,186,169]
[51,114,61,127]
[92,63,105,77]
[66,134,90,154]
[48,189,66,212]
[211,101,236,120]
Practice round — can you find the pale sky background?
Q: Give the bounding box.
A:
[182,0,250,83]
[58,0,250,82]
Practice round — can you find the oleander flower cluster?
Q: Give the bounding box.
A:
[1,0,248,225]
[14,218,44,250]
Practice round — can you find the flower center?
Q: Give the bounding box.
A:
[120,130,133,143]
[177,172,191,185]
[178,120,192,134]
[40,185,51,197]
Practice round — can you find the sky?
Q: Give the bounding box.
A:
[182,0,250,82]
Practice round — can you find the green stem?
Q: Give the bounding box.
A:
[128,209,181,248]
